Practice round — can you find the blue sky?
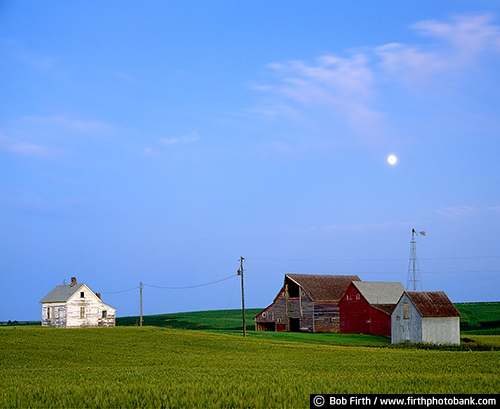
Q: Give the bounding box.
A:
[1,1,500,321]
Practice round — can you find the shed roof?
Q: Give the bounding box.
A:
[352,281,405,305]
[406,291,460,317]
[40,284,85,303]
[286,274,361,302]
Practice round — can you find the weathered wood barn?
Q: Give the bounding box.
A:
[339,281,405,337]
[40,277,116,328]
[255,274,360,333]
[391,291,460,345]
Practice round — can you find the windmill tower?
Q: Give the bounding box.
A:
[407,228,426,291]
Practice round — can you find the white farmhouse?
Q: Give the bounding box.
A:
[391,291,460,345]
[40,277,116,327]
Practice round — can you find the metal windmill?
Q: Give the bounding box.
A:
[407,228,426,291]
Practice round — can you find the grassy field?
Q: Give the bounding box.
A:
[455,302,500,333]
[116,308,263,330]
[116,303,500,332]
[0,327,499,408]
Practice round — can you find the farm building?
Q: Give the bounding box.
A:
[339,281,405,337]
[255,274,360,333]
[40,277,116,328]
[391,291,460,345]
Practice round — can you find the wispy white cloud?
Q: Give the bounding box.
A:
[0,132,53,157]
[377,13,500,82]
[11,193,90,219]
[2,38,58,71]
[309,220,414,234]
[412,13,500,56]
[20,115,116,139]
[143,132,200,156]
[255,13,500,147]
[434,206,481,218]
[0,115,119,160]
[264,53,381,128]
[160,132,200,146]
[486,206,500,213]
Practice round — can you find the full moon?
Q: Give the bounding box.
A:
[387,155,397,165]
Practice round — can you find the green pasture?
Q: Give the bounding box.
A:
[455,302,500,333]
[1,327,499,408]
[115,302,500,335]
[116,308,263,330]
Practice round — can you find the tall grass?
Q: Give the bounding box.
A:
[1,327,499,408]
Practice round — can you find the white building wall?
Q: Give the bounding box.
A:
[422,317,460,345]
[66,298,116,327]
[41,303,67,327]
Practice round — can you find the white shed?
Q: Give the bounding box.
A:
[40,277,116,328]
[391,291,460,345]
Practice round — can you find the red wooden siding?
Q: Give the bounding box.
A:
[339,284,370,334]
[339,282,393,336]
[369,306,392,336]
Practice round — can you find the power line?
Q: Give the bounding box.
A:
[99,274,237,294]
[246,255,500,262]
[246,269,500,275]
[100,286,139,294]
[143,274,237,290]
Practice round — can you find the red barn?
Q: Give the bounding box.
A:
[339,281,405,337]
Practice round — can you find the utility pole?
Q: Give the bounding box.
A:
[139,282,143,327]
[237,256,246,337]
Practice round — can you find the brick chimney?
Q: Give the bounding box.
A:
[96,293,101,300]
[70,277,77,287]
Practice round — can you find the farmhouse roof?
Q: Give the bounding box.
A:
[406,291,460,318]
[352,281,405,305]
[286,274,361,302]
[40,283,86,303]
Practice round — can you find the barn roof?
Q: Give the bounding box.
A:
[285,274,361,302]
[40,284,85,303]
[406,291,460,317]
[352,281,405,305]
[372,304,398,315]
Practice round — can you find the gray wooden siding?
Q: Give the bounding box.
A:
[255,286,343,332]
[392,293,460,345]
[392,293,423,343]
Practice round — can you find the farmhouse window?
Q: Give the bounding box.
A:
[80,292,85,298]
[47,307,50,320]
[80,307,85,319]
[102,310,107,319]
[346,295,351,301]
[355,294,360,301]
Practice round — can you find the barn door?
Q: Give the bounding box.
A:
[289,318,300,332]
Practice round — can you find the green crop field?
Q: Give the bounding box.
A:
[1,327,499,408]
